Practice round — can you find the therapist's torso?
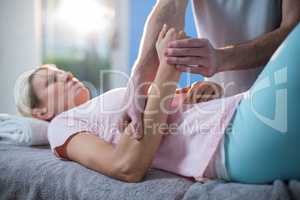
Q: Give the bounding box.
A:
[192,0,282,96]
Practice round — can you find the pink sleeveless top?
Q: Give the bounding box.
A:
[48,88,243,180]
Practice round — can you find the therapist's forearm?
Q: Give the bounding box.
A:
[217,26,295,72]
[220,28,291,71]
[130,0,187,94]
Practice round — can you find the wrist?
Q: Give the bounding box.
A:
[216,45,235,72]
[153,65,180,89]
[157,62,179,77]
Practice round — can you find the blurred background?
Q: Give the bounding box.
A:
[0,0,202,114]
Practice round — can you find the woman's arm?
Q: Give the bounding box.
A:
[64,28,182,183]
[130,0,187,92]
[119,0,188,139]
[112,27,182,181]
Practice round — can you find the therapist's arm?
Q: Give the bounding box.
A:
[166,0,300,76]
[218,0,300,72]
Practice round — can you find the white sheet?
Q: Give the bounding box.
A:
[0,114,49,146]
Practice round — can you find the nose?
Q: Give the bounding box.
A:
[66,72,74,82]
[59,71,74,83]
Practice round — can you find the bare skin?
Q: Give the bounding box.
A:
[179,81,224,104]
[119,0,300,140]
[41,0,300,183]
[44,1,222,183]
[63,28,183,182]
[31,65,90,121]
[118,0,189,139]
[165,0,300,77]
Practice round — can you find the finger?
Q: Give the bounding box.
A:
[131,125,143,140]
[183,82,205,104]
[197,82,224,102]
[125,123,135,137]
[166,56,208,66]
[209,83,224,98]
[165,28,176,39]
[216,85,224,98]
[176,86,191,94]
[130,113,144,140]
[177,30,185,40]
[183,88,194,104]
[179,31,186,37]
[158,24,168,40]
[118,113,131,132]
[183,82,199,104]
[196,86,214,103]
[166,48,207,57]
[190,84,209,103]
[180,31,189,40]
[207,90,218,102]
[132,124,143,140]
[168,38,209,48]
[202,89,218,102]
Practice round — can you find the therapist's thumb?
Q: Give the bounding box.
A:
[118,112,131,133]
[130,112,144,140]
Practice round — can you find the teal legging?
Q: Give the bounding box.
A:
[225,23,300,184]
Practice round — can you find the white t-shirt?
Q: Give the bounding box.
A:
[192,0,282,96]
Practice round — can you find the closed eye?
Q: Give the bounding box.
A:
[46,73,57,86]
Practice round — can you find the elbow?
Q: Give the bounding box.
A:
[112,161,146,183]
[115,169,145,183]
[122,172,144,183]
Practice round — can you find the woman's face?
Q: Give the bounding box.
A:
[31,67,90,120]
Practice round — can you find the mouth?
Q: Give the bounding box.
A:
[65,79,83,94]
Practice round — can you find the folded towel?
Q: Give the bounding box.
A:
[0,114,49,146]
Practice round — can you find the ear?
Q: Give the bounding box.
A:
[31,107,54,121]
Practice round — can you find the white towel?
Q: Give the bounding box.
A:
[0,114,49,146]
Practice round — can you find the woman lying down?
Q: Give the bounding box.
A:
[15,23,300,183]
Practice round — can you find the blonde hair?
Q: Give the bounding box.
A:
[14,64,56,117]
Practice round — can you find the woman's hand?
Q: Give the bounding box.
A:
[177,81,224,104]
[156,25,187,63]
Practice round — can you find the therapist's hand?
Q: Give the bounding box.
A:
[118,87,147,140]
[165,38,221,77]
[186,81,224,103]
[176,81,223,104]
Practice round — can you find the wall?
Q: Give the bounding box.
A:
[109,0,130,90]
[0,0,41,114]
[0,0,203,115]
[129,0,203,87]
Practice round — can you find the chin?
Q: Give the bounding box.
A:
[74,87,91,106]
